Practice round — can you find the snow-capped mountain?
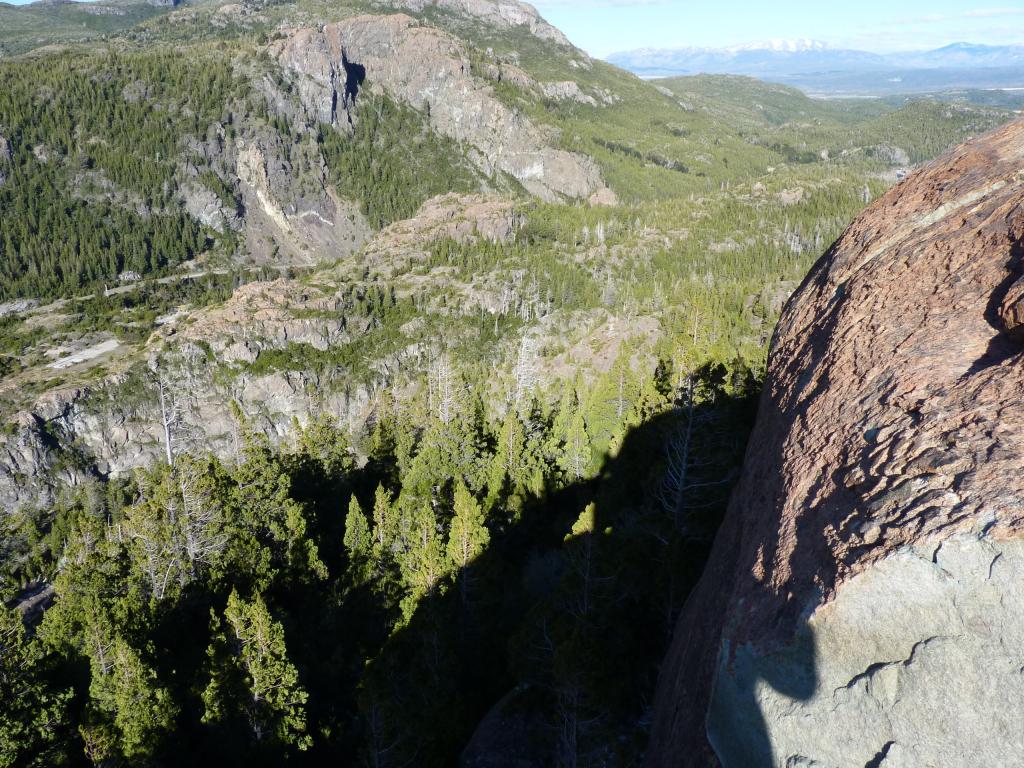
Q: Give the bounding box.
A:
[606,41,887,78]
[725,38,831,53]
[887,43,1024,69]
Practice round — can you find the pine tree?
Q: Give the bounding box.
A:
[202,590,311,750]
[0,607,72,768]
[485,410,525,511]
[344,494,372,583]
[561,413,592,483]
[446,483,489,573]
[228,431,326,585]
[87,637,177,761]
[371,483,396,554]
[398,502,447,618]
[295,414,354,478]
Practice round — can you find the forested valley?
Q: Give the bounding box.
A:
[3,346,759,766]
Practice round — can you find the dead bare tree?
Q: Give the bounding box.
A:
[149,350,206,468]
[431,355,456,425]
[151,361,179,468]
[657,374,732,535]
[125,506,180,602]
[513,336,538,410]
[178,468,228,576]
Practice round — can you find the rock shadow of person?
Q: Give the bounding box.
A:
[706,623,819,767]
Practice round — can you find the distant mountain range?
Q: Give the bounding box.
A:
[607,42,1024,96]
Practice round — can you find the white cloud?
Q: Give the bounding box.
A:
[963,7,1024,18]
[894,7,1024,25]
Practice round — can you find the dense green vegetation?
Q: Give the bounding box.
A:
[319,92,484,229]
[657,75,1011,165]
[0,51,243,299]
[0,344,756,767]
[0,0,168,58]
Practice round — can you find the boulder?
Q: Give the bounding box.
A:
[540,80,597,106]
[648,118,1024,767]
[460,688,552,768]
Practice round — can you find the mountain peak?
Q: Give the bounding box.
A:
[725,38,831,54]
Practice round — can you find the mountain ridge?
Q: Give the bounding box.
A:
[608,41,1024,95]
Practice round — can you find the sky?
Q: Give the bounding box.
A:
[531,0,1024,58]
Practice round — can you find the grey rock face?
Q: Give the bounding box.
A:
[540,80,597,106]
[1,133,12,186]
[180,180,240,232]
[273,15,607,201]
[233,129,371,264]
[873,143,911,166]
[0,363,372,515]
[0,281,379,514]
[709,535,1024,767]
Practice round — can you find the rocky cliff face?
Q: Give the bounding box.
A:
[272,14,607,202]
[648,118,1024,767]
[376,0,572,46]
[0,132,10,187]
[0,281,375,513]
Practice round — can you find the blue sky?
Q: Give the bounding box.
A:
[532,1,1024,57]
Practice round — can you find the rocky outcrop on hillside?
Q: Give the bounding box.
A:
[173,99,371,264]
[0,280,379,514]
[233,132,371,264]
[375,0,571,46]
[180,179,241,233]
[364,192,523,257]
[0,132,10,187]
[648,119,1024,767]
[272,14,607,201]
[0,191,526,514]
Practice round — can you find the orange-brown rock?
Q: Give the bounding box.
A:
[648,119,1024,767]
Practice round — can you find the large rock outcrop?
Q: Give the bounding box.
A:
[0,280,374,514]
[272,14,606,201]
[648,119,1024,767]
[375,0,572,46]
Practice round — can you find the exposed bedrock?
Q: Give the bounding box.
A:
[647,119,1024,767]
[272,14,607,202]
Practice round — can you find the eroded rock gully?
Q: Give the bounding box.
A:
[647,119,1024,767]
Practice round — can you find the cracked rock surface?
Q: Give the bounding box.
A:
[648,118,1024,767]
